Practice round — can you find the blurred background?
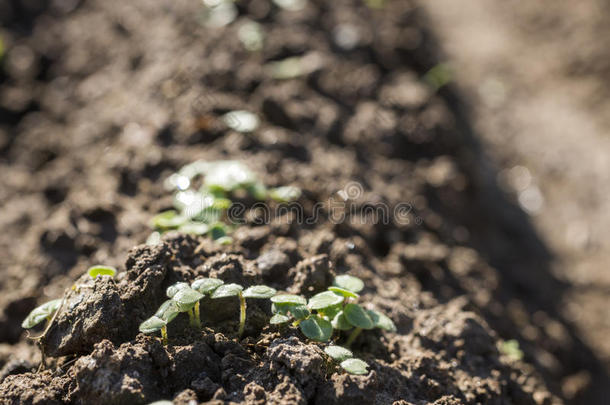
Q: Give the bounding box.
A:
[0,0,609,403]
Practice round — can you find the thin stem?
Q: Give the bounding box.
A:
[238,292,246,338]
[194,301,201,329]
[187,308,196,328]
[346,327,362,347]
[161,325,168,346]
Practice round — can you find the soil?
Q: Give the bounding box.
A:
[0,0,603,404]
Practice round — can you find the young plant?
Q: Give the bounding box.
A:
[87,265,117,278]
[21,299,62,330]
[269,275,396,346]
[324,345,369,375]
[139,300,180,345]
[166,282,204,329]
[210,283,276,338]
[150,160,301,243]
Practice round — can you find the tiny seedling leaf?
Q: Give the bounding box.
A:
[331,311,353,331]
[270,294,307,306]
[333,275,364,293]
[151,210,186,230]
[210,223,228,240]
[203,160,257,191]
[269,186,301,202]
[340,358,369,375]
[215,236,233,245]
[270,313,291,324]
[243,285,277,299]
[139,316,166,334]
[366,309,397,332]
[172,288,204,312]
[155,300,180,323]
[166,282,190,299]
[308,291,344,310]
[21,299,62,329]
[191,278,224,295]
[299,316,333,342]
[288,304,310,320]
[88,265,117,279]
[211,283,244,298]
[344,303,374,329]
[328,286,359,299]
[178,222,210,235]
[324,346,353,362]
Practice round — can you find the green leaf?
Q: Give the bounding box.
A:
[343,303,374,329]
[215,236,233,245]
[151,210,186,230]
[178,222,209,235]
[308,291,344,310]
[331,311,353,331]
[87,265,117,279]
[21,299,62,329]
[288,304,310,320]
[146,231,162,245]
[245,182,268,200]
[270,294,307,306]
[270,313,291,324]
[366,309,396,332]
[299,316,333,342]
[269,186,301,202]
[203,160,258,191]
[166,282,190,298]
[243,285,277,299]
[139,316,166,334]
[172,288,204,312]
[191,278,224,295]
[333,275,364,293]
[320,303,342,320]
[328,286,359,299]
[211,283,243,298]
[499,340,524,361]
[155,300,180,323]
[340,358,369,375]
[210,223,228,240]
[324,346,353,362]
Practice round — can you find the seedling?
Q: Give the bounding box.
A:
[499,339,524,361]
[21,299,62,330]
[269,275,396,345]
[151,160,301,244]
[166,282,203,329]
[324,345,369,375]
[211,283,276,338]
[87,265,117,279]
[139,300,180,345]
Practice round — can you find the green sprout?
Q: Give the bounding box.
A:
[324,345,369,375]
[87,265,117,279]
[21,299,62,330]
[499,339,524,361]
[166,282,203,329]
[151,160,301,244]
[211,283,276,338]
[139,300,180,345]
[269,275,396,345]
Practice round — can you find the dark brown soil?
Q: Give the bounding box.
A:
[0,0,602,403]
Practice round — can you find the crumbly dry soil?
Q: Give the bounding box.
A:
[0,0,596,403]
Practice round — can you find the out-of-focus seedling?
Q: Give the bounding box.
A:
[87,265,117,279]
[21,299,62,330]
[324,345,369,375]
[150,160,301,244]
[499,339,524,361]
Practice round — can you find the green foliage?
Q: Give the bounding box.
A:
[191,278,224,295]
[210,283,243,298]
[299,316,332,342]
[271,294,307,306]
[87,265,117,279]
[21,299,62,329]
[343,303,374,330]
[151,160,301,244]
[308,291,344,310]
[500,339,524,361]
[324,345,370,375]
[333,275,364,293]
[340,358,369,375]
[172,288,203,312]
[243,285,277,299]
[139,316,166,334]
